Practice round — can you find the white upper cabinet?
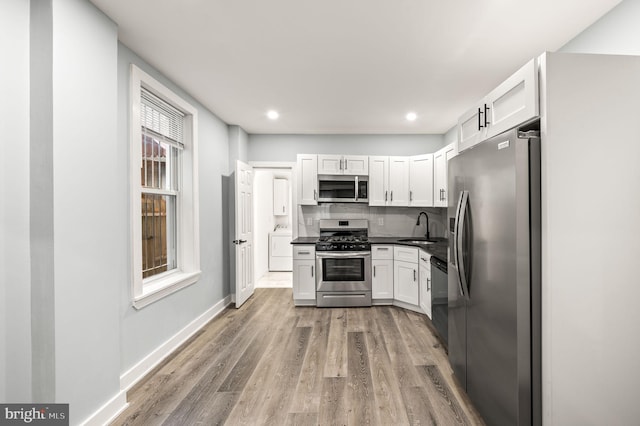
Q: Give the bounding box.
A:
[408,154,434,207]
[297,154,318,205]
[317,155,368,175]
[433,143,458,207]
[458,58,539,152]
[273,178,289,216]
[458,106,486,152]
[369,156,389,206]
[388,156,409,206]
[317,155,342,174]
[485,58,539,140]
[343,155,368,175]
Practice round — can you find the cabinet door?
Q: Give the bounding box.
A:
[293,259,316,301]
[372,259,394,300]
[317,154,343,175]
[419,253,432,318]
[388,156,409,206]
[273,178,289,215]
[368,156,388,206]
[409,154,434,207]
[343,155,369,175]
[458,104,487,153]
[394,260,419,305]
[485,58,539,140]
[297,154,318,205]
[433,143,457,207]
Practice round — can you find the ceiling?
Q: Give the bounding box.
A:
[90,0,622,134]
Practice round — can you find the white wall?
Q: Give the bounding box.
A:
[538,4,640,423]
[540,51,640,426]
[0,0,31,403]
[117,44,231,376]
[560,0,640,54]
[248,133,445,162]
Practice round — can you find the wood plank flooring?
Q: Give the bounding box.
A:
[112,288,485,426]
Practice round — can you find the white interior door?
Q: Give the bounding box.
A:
[234,160,254,307]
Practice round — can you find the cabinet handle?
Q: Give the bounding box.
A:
[390,191,393,202]
[443,189,446,201]
[427,277,431,291]
[410,191,413,202]
[373,266,376,277]
[311,266,314,277]
[313,189,317,201]
[385,190,388,202]
[414,269,416,282]
[478,107,483,130]
[378,247,389,251]
[344,159,348,170]
[299,251,310,255]
[484,104,491,127]
[340,158,344,170]
[282,205,285,213]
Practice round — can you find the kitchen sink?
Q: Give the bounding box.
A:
[398,238,438,244]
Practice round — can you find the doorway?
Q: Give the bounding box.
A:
[251,162,295,288]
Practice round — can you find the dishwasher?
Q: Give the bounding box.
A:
[430,256,448,346]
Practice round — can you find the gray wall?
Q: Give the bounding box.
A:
[229,125,249,168]
[50,0,120,421]
[248,134,445,162]
[118,44,231,374]
[560,0,640,54]
[0,0,31,403]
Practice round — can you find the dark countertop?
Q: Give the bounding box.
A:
[291,236,448,262]
[290,237,319,245]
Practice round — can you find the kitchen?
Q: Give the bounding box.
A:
[3,1,640,425]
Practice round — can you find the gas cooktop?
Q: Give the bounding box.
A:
[315,219,371,252]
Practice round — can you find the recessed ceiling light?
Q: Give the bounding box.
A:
[406,112,417,122]
[267,110,279,120]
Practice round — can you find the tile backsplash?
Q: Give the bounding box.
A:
[297,204,448,238]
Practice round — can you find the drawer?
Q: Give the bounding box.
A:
[372,245,393,260]
[394,246,418,263]
[419,250,431,266]
[293,245,315,260]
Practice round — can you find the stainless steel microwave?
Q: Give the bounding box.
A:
[317,175,368,203]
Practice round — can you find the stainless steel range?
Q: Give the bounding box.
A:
[315,219,372,307]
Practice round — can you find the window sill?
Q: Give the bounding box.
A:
[133,270,201,309]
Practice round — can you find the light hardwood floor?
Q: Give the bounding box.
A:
[112,288,485,425]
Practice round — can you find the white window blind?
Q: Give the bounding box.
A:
[141,87,185,147]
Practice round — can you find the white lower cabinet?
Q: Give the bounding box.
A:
[393,246,419,306]
[419,251,432,318]
[292,245,316,305]
[372,245,394,302]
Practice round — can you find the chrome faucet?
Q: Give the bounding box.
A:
[416,211,430,240]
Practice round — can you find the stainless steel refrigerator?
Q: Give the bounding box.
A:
[448,125,541,425]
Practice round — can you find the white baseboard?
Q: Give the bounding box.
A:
[119,295,232,392]
[80,390,128,426]
[393,299,425,314]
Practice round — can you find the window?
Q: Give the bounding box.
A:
[130,65,200,308]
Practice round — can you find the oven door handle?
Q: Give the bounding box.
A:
[316,251,371,258]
